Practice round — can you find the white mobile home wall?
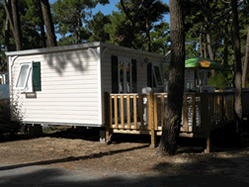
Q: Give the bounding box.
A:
[6,42,167,127]
[101,46,166,125]
[7,44,102,126]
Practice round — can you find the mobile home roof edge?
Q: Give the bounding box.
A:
[5,42,101,56]
[5,42,166,59]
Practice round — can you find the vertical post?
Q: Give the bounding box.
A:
[114,95,118,128]
[104,92,111,144]
[201,94,211,153]
[149,91,156,148]
[127,95,131,129]
[161,95,165,129]
[134,95,137,129]
[220,95,224,123]
[154,94,158,130]
[120,95,124,129]
[183,94,188,132]
[192,94,196,132]
[147,94,150,129]
[140,95,144,129]
[110,95,112,127]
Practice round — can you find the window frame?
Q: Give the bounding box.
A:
[14,62,33,93]
[152,62,164,88]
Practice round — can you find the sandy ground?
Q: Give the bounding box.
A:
[1,126,249,179]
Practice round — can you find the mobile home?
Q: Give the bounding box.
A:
[5,42,169,130]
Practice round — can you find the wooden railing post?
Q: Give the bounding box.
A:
[120,95,124,128]
[201,94,211,153]
[127,95,131,129]
[192,94,196,132]
[114,95,118,128]
[161,95,165,129]
[149,91,156,148]
[183,94,188,132]
[134,95,137,129]
[104,92,112,144]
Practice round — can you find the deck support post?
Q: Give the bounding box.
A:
[102,92,112,144]
[29,124,42,137]
[201,94,212,153]
[149,91,156,148]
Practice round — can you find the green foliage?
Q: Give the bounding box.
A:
[87,11,111,42]
[0,90,25,136]
[150,22,170,55]
[0,98,20,136]
[104,0,169,51]
[52,0,109,45]
[208,72,230,90]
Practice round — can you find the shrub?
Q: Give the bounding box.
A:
[208,72,230,90]
[0,92,24,136]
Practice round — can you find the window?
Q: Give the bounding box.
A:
[14,62,41,93]
[152,63,164,87]
[147,62,164,88]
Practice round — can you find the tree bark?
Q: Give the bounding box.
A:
[2,0,15,39]
[11,0,22,50]
[40,0,57,47]
[156,0,185,156]
[242,26,249,88]
[204,16,215,76]
[199,25,203,57]
[203,35,207,58]
[223,27,228,66]
[37,0,47,48]
[232,0,243,140]
[146,16,151,52]
[5,9,10,52]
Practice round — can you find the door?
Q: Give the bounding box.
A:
[118,58,135,122]
[118,58,133,93]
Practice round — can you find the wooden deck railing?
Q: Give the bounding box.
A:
[105,91,236,151]
[108,92,235,131]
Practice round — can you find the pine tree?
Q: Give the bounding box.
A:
[156,0,185,156]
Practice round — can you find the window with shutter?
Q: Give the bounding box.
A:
[14,61,41,93]
[33,62,41,91]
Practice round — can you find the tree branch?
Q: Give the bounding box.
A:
[120,0,133,24]
[221,0,230,3]
[2,0,15,37]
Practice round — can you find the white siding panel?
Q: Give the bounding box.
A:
[29,93,99,98]
[21,98,98,102]
[25,110,99,115]
[11,47,101,125]
[101,48,165,124]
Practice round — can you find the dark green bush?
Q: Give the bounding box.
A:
[0,98,22,136]
[208,72,230,90]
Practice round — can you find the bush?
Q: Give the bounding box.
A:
[0,93,24,136]
[208,72,230,90]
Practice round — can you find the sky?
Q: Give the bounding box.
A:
[49,0,170,23]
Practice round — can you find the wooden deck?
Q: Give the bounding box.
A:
[104,91,236,153]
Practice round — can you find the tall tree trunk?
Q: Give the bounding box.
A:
[203,36,207,58]
[77,15,81,44]
[232,0,243,140]
[242,26,249,88]
[223,28,228,66]
[199,25,203,57]
[204,16,215,76]
[146,16,151,52]
[156,0,185,156]
[5,11,10,52]
[11,0,22,50]
[37,0,46,48]
[2,0,15,40]
[40,0,57,47]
